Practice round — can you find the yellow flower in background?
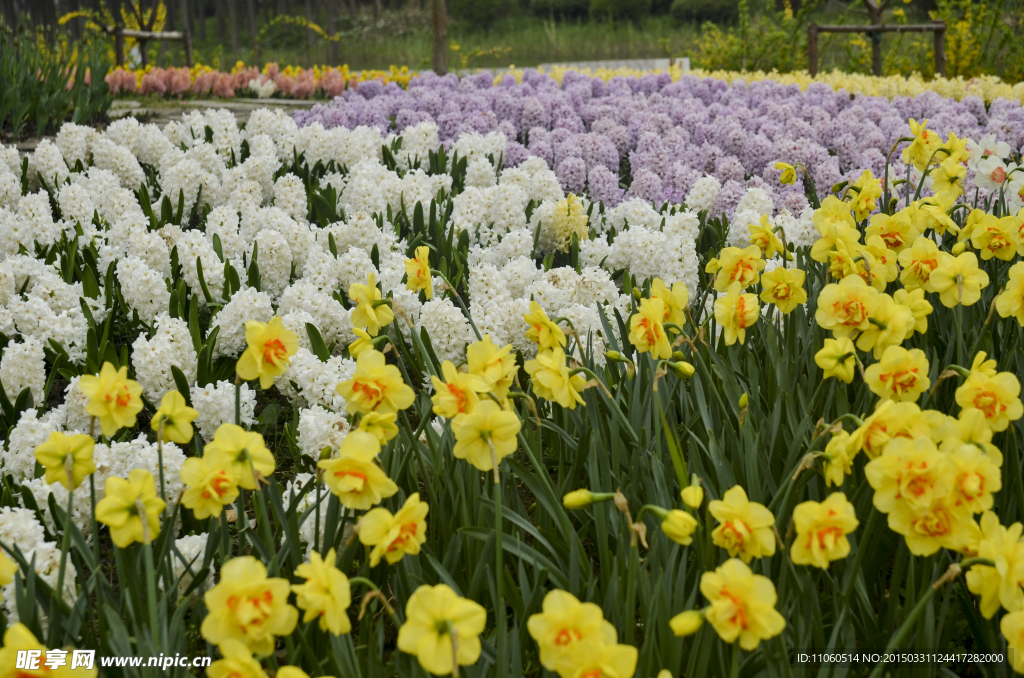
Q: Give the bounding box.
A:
[467,334,518,399]
[397,584,486,676]
[903,118,942,170]
[709,486,776,562]
[774,161,796,185]
[95,469,165,548]
[550,193,590,252]
[358,411,399,445]
[349,273,395,336]
[34,431,95,490]
[930,252,990,307]
[0,551,17,594]
[815,275,878,337]
[932,156,966,198]
[955,370,1023,432]
[349,327,374,358]
[971,218,1017,261]
[319,431,398,510]
[790,492,859,569]
[524,301,567,351]
[628,297,671,359]
[151,390,198,444]
[204,424,276,490]
[669,610,704,637]
[848,169,882,221]
[404,246,433,300]
[681,482,704,509]
[78,361,143,437]
[235,317,299,389]
[207,639,269,678]
[811,196,859,263]
[650,278,690,328]
[940,407,1003,465]
[700,558,785,650]
[292,549,352,635]
[966,512,1024,619]
[748,216,787,260]
[893,288,932,335]
[823,430,857,487]
[996,262,1024,326]
[0,623,98,678]
[852,400,931,459]
[358,493,429,567]
[863,346,930,402]
[947,444,1001,513]
[865,210,920,253]
[710,245,765,292]
[337,349,415,416]
[814,337,857,384]
[941,131,971,165]
[554,639,638,678]
[180,455,240,519]
[453,400,521,472]
[431,360,489,419]
[661,509,699,546]
[201,556,298,655]
[759,267,806,313]
[915,196,958,235]
[855,235,900,290]
[527,589,617,671]
[714,284,759,346]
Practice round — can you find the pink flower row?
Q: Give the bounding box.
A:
[104,64,348,99]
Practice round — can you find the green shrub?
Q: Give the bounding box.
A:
[670,0,740,23]
[589,0,652,22]
[530,0,591,20]
[449,0,517,29]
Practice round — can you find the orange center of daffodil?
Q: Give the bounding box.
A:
[720,519,750,550]
[387,521,420,553]
[554,627,582,646]
[720,586,749,630]
[972,390,1005,419]
[263,338,288,366]
[352,380,386,408]
[445,383,470,414]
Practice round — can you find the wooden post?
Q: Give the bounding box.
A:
[431,0,448,75]
[183,29,194,67]
[807,23,818,77]
[870,25,882,76]
[933,20,946,78]
[114,25,125,67]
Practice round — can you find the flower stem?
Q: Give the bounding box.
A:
[490,441,507,678]
[55,490,73,608]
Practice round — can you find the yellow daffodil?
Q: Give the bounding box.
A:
[714,284,759,346]
[814,275,878,337]
[681,481,704,508]
[790,492,859,569]
[847,169,882,221]
[404,246,433,299]
[710,245,765,292]
[700,558,786,650]
[709,486,776,562]
[650,278,690,328]
[525,347,586,410]
[903,118,942,170]
[318,431,398,510]
[180,455,240,519]
[814,337,857,384]
[865,436,952,516]
[452,400,521,472]
[235,317,299,389]
[33,431,95,490]
[955,371,1023,432]
[966,512,1024,619]
[203,424,276,490]
[897,235,941,292]
[947,444,1001,513]
[774,161,796,185]
[971,217,1017,261]
[759,267,806,313]
[397,584,486,676]
[661,509,698,546]
[628,297,671,359]
[929,252,990,308]
[669,609,704,636]
[554,639,638,678]
[811,196,859,263]
[466,334,518,400]
[889,494,970,556]
[151,390,198,444]
[0,551,17,596]
[749,215,787,260]
[337,349,415,415]
[863,346,931,402]
[524,301,567,351]
[431,360,489,419]
[349,327,374,358]
[893,288,932,335]
[1002,611,1024,674]
[207,639,268,678]
[358,493,429,567]
[0,623,97,678]
[865,210,920,253]
[527,589,617,671]
[932,156,966,198]
[78,361,143,437]
[823,430,857,487]
[357,411,399,444]
[201,556,299,655]
[349,273,395,336]
[292,548,352,635]
[95,469,165,548]
[996,261,1024,326]
[855,293,915,358]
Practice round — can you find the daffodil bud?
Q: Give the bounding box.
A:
[605,350,628,363]
[670,609,704,637]
[831,180,849,195]
[952,241,966,255]
[562,489,614,510]
[632,286,642,301]
[738,392,749,409]
[661,509,698,545]
[671,351,687,362]
[668,361,695,379]
[681,482,703,509]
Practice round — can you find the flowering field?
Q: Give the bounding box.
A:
[0,68,1024,677]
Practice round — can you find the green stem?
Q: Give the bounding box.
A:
[143,540,160,641]
[234,377,242,426]
[55,490,73,608]
[492,448,507,678]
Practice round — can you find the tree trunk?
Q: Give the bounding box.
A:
[431,0,447,74]
[348,0,356,22]
[216,0,226,41]
[246,0,257,49]
[160,0,177,65]
[229,0,239,55]
[373,0,380,23]
[327,0,338,62]
[182,0,193,43]
[196,0,207,41]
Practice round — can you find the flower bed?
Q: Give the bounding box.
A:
[0,65,1023,676]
